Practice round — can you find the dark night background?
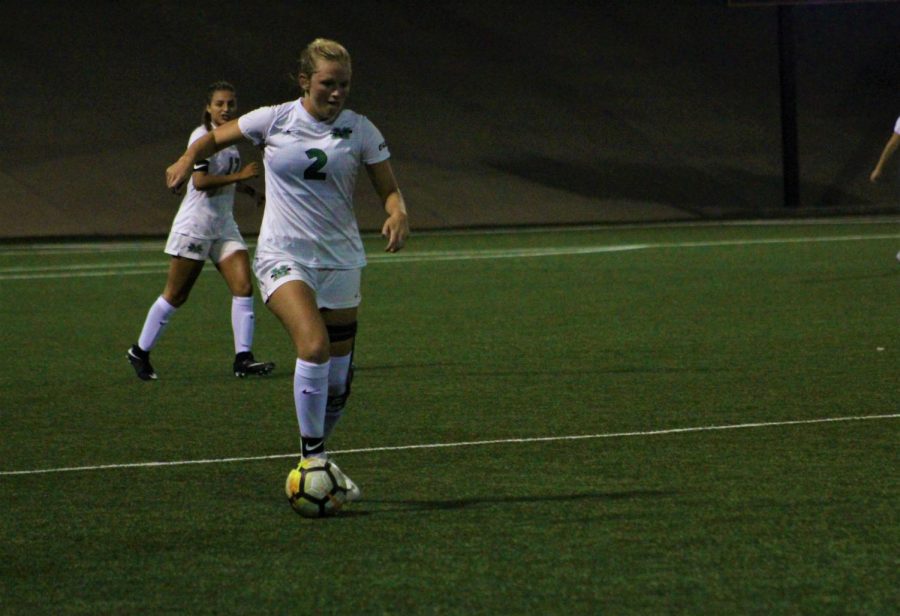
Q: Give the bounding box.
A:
[2,0,900,238]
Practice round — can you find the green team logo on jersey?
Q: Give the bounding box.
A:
[331,127,353,139]
[187,242,204,254]
[270,265,292,281]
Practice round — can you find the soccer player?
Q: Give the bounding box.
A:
[870,115,900,183]
[165,40,410,499]
[128,81,275,381]
[869,114,900,262]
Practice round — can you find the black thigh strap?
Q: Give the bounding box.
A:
[326,321,358,342]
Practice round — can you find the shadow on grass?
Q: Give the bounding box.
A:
[356,363,466,372]
[348,489,675,517]
[363,364,722,377]
[225,358,726,381]
[254,362,468,381]
[145,361,720,385]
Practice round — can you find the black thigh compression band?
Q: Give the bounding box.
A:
[326,321,358,343]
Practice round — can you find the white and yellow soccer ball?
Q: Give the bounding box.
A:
[285,457,348,518]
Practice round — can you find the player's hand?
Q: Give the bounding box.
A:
[166,156,193,194]
[239,162,260,181]
[869,169,882,183]
[382,211,409,253]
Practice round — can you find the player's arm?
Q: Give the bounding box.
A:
[870,132,900,182]
[192,161,260,191]
[365,159,409,253]
[166,119,246,191]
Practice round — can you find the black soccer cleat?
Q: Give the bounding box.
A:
[234,352,275,378]
[127,344,158,381]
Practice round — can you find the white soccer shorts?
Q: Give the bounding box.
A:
[254,252,362,309]
[164,229,247,264]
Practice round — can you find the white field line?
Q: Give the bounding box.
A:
[1,413,896,477]
[1,215,898,255]
[0,261,167,273]
[1,233,899,281]
[411,216,900,237]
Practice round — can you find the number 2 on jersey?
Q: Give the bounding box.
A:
[304,148,327,180]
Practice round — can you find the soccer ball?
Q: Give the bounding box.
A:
[284,457,348,518]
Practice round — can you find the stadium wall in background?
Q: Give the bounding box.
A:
[2,0,899,239]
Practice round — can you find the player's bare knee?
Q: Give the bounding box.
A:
[295,337,330,364]
[232,282,253,297]
[163,289,190,308]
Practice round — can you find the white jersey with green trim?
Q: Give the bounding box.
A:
[238,100,390,269]
[170,125,241,239]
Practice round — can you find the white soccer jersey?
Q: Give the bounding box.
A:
[894,116,900,134]
[238,100,390,269]
[169,125,242,239]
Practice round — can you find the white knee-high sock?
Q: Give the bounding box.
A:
[324,353,352,439]
[294,358,330,457]
[231,296,255,354]
[137,296,177,352]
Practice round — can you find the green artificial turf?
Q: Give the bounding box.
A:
[1,221,898,614]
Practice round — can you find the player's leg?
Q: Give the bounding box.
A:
[319,308,363,501]
[258,259,360,501]
[314,267,362,441]
[265,278,331,459]
[127,254,204,380]
[321,307,357,440]
[315,270,362,502]
[214,244,274,377]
